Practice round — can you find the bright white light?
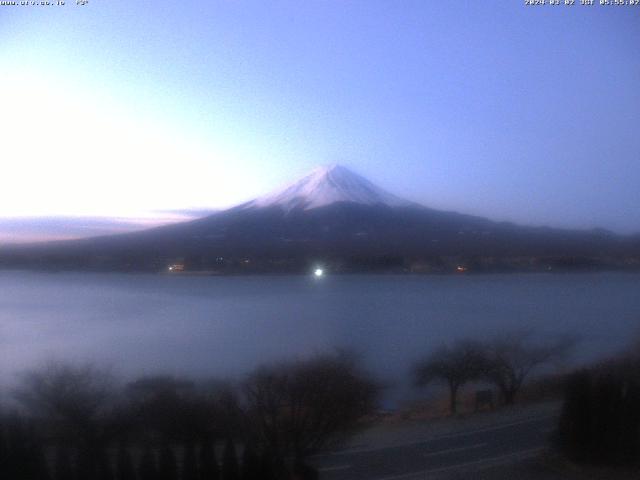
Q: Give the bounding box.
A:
[314,268,324,277]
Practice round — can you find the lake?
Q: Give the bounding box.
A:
[1,271,638,406]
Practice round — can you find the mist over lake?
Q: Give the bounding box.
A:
[1,271,639,406]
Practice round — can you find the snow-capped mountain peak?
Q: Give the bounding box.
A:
[245,164,413,212]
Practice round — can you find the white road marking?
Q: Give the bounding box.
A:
[423,442,487,457]
[427,416,555,442]
[375,447,544,480]
[316,415,555,457]
[319,464,352,472]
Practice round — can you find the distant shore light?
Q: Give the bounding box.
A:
[314,268,324,277]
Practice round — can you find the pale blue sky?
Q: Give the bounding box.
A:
[1,1,639,235]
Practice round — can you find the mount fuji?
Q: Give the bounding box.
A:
[1,165,638,273]
[243,164,414,212]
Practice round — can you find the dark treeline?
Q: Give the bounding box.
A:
[0,352,379,480]
[556,342,640,467]
[2,251,639,275]
[3,332,637,477]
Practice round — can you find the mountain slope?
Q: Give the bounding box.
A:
[1,165,638,272]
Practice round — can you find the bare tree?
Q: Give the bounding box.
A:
[14,362,114,444]
[123,374,233,445]
[243,352,379,466]
[414,340,486,415]
[482,330,576,405]
[625,332,640,361]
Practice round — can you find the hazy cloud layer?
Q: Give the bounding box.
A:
[0,212,214,244]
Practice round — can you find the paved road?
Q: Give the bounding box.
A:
[313,415,556,480]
